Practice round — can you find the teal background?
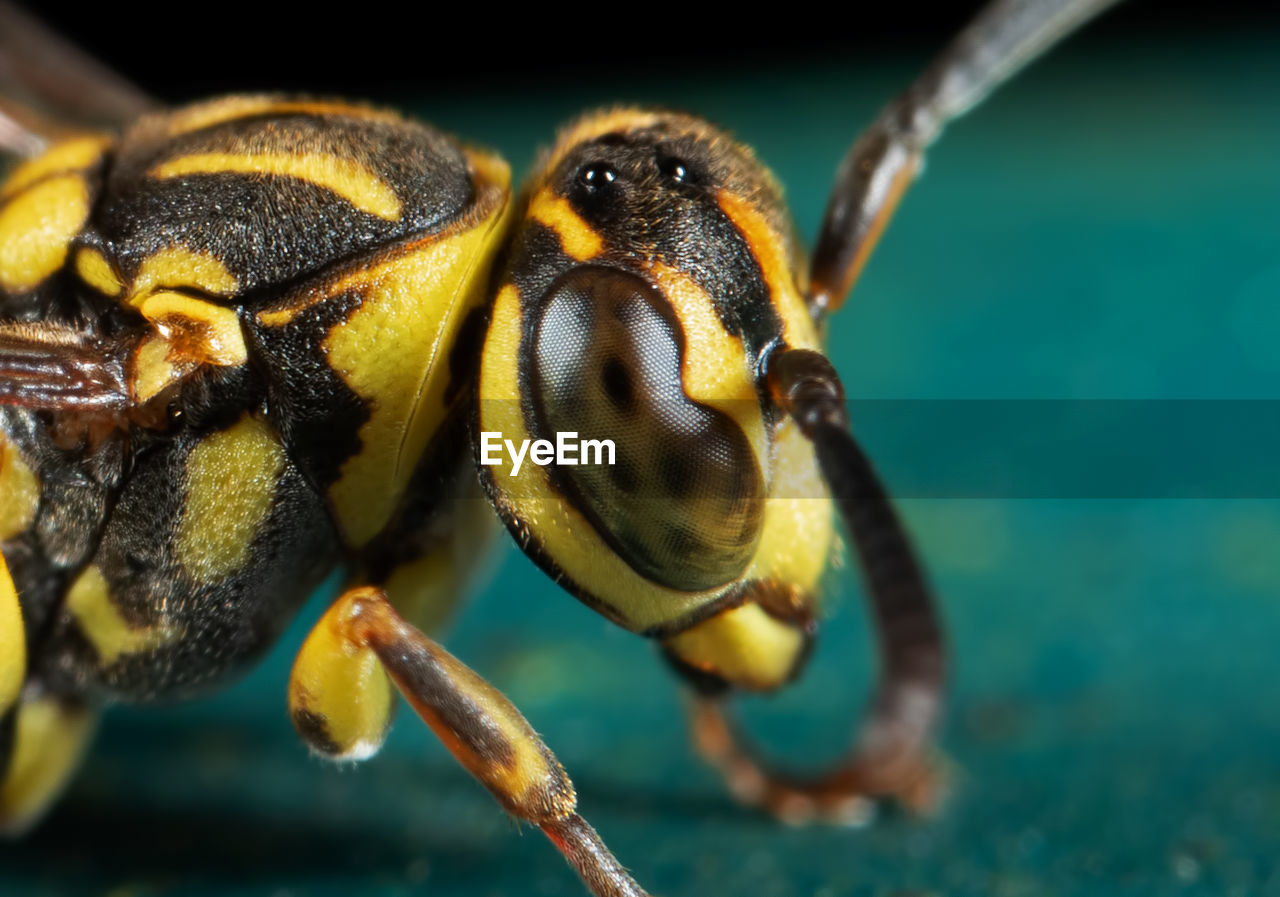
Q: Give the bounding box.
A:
[3,31,1280,897]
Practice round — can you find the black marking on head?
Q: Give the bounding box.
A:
[550,122,784,358]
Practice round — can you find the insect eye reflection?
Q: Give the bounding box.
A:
[657,154,698,186]
[577,161,616,193]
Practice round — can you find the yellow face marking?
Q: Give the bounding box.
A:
[0,697,97,835]
[527,189,603,261]
[0,552,25,719]
[150,152,402,221]
[665,601,806,692]
[716,190,820,351]
[0,135,109,201]
[480,283,721,632]
[65,565,176,664]
[177,413,285,583]
[165,96,404,137]
[0,175,89,293]
[323,185,512,548]
[73,247,123,296]
[129,245,238,299]
[289,598,393,760]
[0,434,39,543]
[745,418,833,595]
[646,261,767,470]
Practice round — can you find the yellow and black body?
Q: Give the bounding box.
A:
[0,95,512,823]
[0,1,1118,893]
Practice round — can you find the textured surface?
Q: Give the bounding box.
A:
[3,32,1280,897]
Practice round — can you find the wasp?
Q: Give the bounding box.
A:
[0,2,1118,894]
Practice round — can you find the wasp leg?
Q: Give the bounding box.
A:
[0,688,98,835]
[289,588,649,897]
[684,347,946,821]
[809,0,1119,316]
[0,537,98,835]
[290,453,501,758]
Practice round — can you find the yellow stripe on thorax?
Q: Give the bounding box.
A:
[0,175,89,293]
[150,152,402,221]
[0,136,109,202]
[65,565,177,664]
[0,434,39,543]
[177,413,286,583]
[74,247,123,296]
[323,164,511,548]
[0,552,25,718]
[134,291,248,365]
[128,292,248,403]
[129,245,239,299]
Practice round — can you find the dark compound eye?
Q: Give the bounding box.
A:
[658,154,698,185]
[530,266,764,592]
[578,162,617,193]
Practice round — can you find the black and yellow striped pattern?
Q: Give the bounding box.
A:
[0,94,848,840]
[0,95,513,708]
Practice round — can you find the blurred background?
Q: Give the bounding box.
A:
[2,1,1279,895]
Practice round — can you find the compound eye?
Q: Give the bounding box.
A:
[530,266,764,592]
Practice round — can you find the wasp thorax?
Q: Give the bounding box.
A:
[528,266,763,592]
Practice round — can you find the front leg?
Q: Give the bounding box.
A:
[290,587,650,897]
